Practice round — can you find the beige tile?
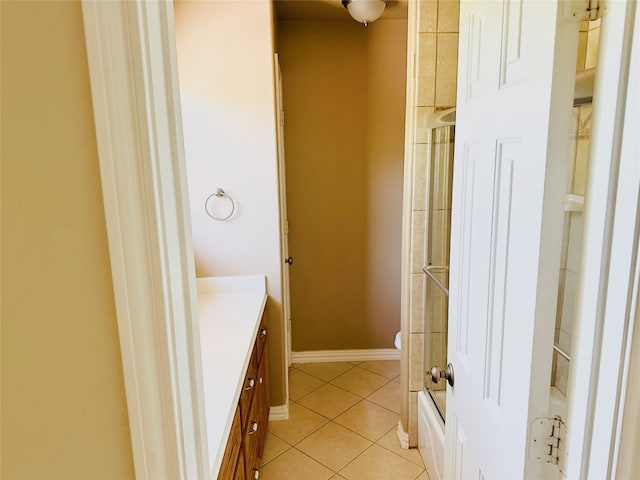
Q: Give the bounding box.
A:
[339,444,425,480]
[298,362,354,382]
[290,368,326,401]
[428,209,451,268]
[298,384,361,419]
[431,140,454,210]
[330,475,348,480]
[560,270,578,335]
[566,212,584,274]
[349,361,363,366]
[555,355,569,395]
[417,33,437,107]
[331,367,390,398]
[413,143,428,211]
[585,26,600,69]
[261,431,291,466]
[435,33,459,108]
[415,106,435,144]
[410,273,426,334]
[409,391,419,446]
[377,426,425,467]
[359,360,401,380]
[334,400,399,442]
[393,375,401,384]
[297,422,372,472]
[367,381,401,414]
[430,333,447,388]
[418,0,438,33]
[291,363,302,369]
[409,333,424,391]
[416,472,430,480]
[558,330,572,354]
[268,402,329,445]
[437,0,460,32]
[574,136,590,195]
[259,447,333,480]
[411,211,427,274]
[576,31,588,72]
[425,274,448,334]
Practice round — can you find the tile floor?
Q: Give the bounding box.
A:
[260,360,429,480]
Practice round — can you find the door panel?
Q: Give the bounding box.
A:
[274,54,292,368]
[446,1,578,477]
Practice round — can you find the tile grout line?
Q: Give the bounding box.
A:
[266,361,409,477]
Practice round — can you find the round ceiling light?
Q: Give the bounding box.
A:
[341,0,387,27]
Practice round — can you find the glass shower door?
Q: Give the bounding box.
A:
[423,122,455,421]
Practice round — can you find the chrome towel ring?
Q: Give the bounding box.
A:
[205,188,236,221]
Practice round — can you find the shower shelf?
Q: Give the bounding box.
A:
[564,193,584,212]
[423,266,449,296]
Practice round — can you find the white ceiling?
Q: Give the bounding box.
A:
[273,0,408,21]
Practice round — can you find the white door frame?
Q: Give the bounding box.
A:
[566,1,639,477]
[82,1,207,478]
[82,0,638,479]
[274,53,293,370]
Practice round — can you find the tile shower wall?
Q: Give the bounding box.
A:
[407,0,459,446]
[552,19,599,395]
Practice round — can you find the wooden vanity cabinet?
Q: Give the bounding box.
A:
[218,312,268,480]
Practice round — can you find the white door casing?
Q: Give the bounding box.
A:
[274,54,293,370]
[566,2,640,477]
[446,2,578,478]
[82,1,208,478]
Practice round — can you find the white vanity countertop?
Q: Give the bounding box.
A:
[196,275,267,479]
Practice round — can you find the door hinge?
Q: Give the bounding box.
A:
[563,0,607,22]
[529,416,568,474]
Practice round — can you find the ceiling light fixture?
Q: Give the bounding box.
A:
[341,0,387,27]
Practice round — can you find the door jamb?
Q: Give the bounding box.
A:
[567,1,640,477]
[81,1,208,478]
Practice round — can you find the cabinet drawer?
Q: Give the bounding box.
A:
[217,406,242,480]
[243,390,262,479]
[239,345,259,430]
[256,345,269,459]
[256,314,267,362]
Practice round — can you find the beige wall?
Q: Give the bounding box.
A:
[174,0,287,406]
[1,1,134,478]
[276,19,407,351]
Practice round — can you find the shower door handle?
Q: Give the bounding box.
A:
[430,363,454,387]
[285,257,294,265]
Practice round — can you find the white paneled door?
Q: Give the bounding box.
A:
[445,2,578,478]
[275,54,293,369]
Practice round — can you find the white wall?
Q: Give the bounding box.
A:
[174,0,286,405]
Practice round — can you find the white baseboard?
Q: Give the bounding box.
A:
[269,404,289,421]
[291,348,400,364]
[397,420,410,449]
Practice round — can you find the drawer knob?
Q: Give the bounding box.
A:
[249,421,258,435]
[253,468,260,479]
[260,329,267,338]
[244,378,255,391]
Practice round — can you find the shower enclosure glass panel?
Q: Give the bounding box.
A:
[423,121,454,421]
[550,103,590,403]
